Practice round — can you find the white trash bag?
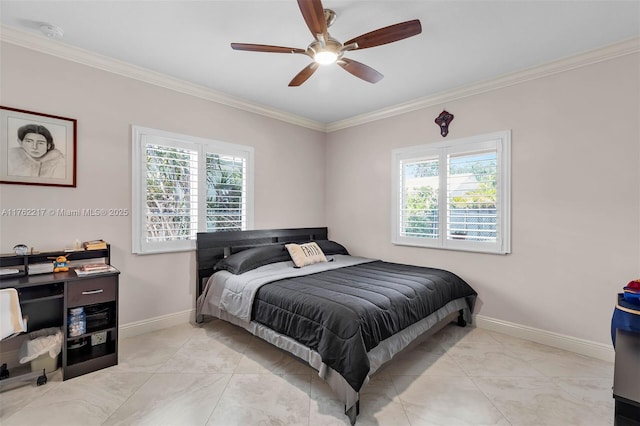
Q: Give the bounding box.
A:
[18,327,62,364]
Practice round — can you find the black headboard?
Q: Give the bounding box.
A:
[196,227,328,297]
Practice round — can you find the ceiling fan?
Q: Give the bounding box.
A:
[230,0,422,86]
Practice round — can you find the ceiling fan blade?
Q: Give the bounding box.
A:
[231,43,306,54]
[297,0,328,41]
[337,58,384,83]
[344,19,422,50]
[289,62,319,86]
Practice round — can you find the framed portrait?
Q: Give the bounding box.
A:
[0,106,76,187]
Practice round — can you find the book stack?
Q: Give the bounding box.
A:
[83,240,107,250]
[75,263,116,277]
[80,263,110,272]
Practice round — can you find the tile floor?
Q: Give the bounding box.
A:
[0,319,616,425]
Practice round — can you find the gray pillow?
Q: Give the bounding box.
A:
[214,244,290,275]
[313,240,349,256]
[214,240,349,275]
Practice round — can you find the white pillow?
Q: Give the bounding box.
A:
[285,242,327,268]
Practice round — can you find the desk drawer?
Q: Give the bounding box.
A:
[67,276,117,307]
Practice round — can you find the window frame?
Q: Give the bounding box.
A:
[132,126,254,255]
[391,130,511,254]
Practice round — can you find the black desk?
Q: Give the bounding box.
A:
[1,250,119,381]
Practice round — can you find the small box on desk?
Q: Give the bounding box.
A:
[28,263,54,275]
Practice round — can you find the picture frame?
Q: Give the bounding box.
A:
[0,106,76,187]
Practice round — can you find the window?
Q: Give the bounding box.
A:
[132,126,254,254]
[392,130,510,254]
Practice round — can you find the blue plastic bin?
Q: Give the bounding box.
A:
[611,293,640,347]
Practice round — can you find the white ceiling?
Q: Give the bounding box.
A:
[1,1,639,125]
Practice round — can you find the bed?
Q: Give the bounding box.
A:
[195,227,477,424]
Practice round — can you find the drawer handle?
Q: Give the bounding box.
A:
[82,289,104,295]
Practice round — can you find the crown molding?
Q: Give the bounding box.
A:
[0,25,327,132]
[2,25,637,134]
[326,37,640,132]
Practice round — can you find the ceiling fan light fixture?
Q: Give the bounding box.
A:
[310,36,342,65]
[314,50,338,65]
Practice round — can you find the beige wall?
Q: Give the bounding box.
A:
[2,42,638,347]
[325,53,640,346]
[0,43,326,324]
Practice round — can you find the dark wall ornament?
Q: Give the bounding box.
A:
[435,110,454,137]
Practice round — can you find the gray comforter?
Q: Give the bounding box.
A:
[251,260,477,392]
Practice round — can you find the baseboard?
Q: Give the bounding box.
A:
[119,309,194,339]
[116,309,615,362]
[474,314,615,363]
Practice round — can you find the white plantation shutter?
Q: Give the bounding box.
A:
[145,143,198,243]
[399,157,439,239]
[392,131,510,254]
[447,150,498,243]
[205,153,247,232]
[132,127,253,254]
